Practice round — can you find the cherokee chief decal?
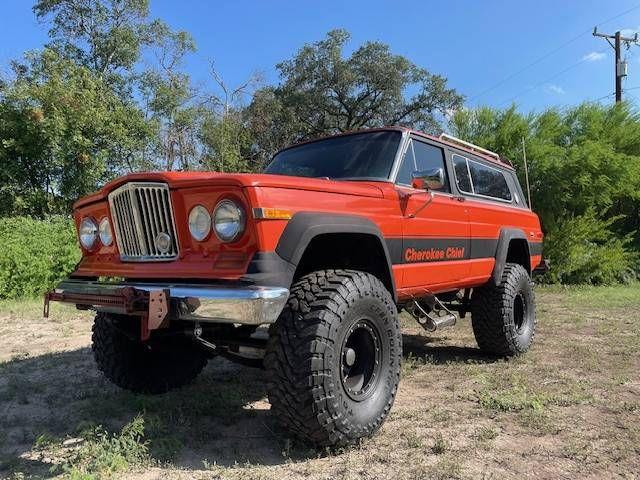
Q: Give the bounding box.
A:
[404,246,465,262]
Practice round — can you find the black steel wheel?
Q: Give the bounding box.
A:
[340,320,382,401]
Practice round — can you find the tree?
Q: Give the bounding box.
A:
[140,23,201,171]
[449,103,640,283]
[0,49,154,216]
[247,29,464,165]
[33,0,156,81]
[199,64,261,173]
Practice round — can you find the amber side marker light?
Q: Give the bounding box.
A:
[252,207,293,220]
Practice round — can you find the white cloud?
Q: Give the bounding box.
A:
[545,84,565,95]
[583,51,606,62]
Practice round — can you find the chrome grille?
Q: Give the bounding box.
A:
[108,182,179,261]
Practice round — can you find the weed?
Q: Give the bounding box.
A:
[33,432,56,450]
[478,384,547,412]
[474,426,498,442]
[431,409,451,424]
[57,414,149,478]
[426,456,463,479]
[401,352,427,376]
[517,409,557,434]
[431,433,448,455]
[403,431,424,449]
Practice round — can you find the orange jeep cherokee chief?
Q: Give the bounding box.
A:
[46,127,545,447]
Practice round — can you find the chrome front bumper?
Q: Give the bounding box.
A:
[46,279,289,325]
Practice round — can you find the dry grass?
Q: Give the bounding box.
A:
[1,285,639,479]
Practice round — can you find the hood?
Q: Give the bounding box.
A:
[74,172,386,209]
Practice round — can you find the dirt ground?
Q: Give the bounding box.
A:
[1,285,639,479]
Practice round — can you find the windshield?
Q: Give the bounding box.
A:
[264,131,402,180]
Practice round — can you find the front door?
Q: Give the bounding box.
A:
[395,137,470,291]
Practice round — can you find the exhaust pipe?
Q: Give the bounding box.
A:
[406,298,457,332]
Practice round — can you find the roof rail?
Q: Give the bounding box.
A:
[439,133,501,160]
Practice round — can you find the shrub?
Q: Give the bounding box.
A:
[541,211,638,285]
[0,216,80,299]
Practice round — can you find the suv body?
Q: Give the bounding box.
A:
[47,126,543,446]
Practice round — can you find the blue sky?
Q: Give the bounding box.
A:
[3,0,640,112]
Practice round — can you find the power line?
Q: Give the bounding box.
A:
[592,92,615,102]
[469,3,640,103]
[497,48,609,107]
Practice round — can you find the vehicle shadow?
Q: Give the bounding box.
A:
[402,332,500,364]
[0,332,495,476]
[0,347,313,477]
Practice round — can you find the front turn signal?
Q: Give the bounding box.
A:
[252,207,293,220]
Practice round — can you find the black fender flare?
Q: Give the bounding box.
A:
[492,228,531,285]
[275,212,397,301]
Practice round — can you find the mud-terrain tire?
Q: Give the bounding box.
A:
[471,263,536,356]
[265,269,402,447]
[92,312,208,394]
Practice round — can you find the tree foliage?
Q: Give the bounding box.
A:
[248,29,464,164]
[33,0,155,79]
[0,49,153,215]
[450,103,640,283]
[140,23,201,171]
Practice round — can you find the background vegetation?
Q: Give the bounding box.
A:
[0,0,638,298]
[0,217,79,300]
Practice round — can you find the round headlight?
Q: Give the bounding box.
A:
[79,217,98,250]
[189,205,212,241]
[213,200,245,242]
[99,218,113,246]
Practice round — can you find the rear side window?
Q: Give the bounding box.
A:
[452,154,512,201]
[468,161,512,200]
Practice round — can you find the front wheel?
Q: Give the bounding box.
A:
[471,263,536,356]
[264,269,402,447]
[92,312,208,394]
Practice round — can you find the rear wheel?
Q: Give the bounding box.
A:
[471,263,536,356]
[92,312,208,394]
[265,269,402,447]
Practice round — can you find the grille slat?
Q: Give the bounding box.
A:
[108,182,179,261]
[122,194,142,255]
[135,189,154,255]
[159,190,176,251]
[145,189,161,256]
[116,196,135,254]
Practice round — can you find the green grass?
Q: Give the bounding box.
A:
[538,283,640,308]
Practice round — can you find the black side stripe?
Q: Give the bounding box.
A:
[385,237,543,265]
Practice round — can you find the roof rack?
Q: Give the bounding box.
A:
[439,133,501,161]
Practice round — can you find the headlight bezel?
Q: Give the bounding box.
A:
[98,217,113,246]
[213,199,246,243]
[188,204,212,242]
[79,217,99,250]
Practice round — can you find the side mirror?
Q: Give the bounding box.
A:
[411,168,445,191]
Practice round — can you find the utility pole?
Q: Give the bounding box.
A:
[593,27,639,102]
